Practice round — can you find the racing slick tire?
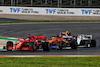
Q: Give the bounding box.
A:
[70,40,77,49]
[6,41,13,51]
[56,41,62,49]
[42,42,50,51]
[29,42,37,51]
[91,40,96,47]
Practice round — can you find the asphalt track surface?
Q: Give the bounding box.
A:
[0,22,100,55]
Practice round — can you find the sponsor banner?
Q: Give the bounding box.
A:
[0,6,100,16]
[10,8,40,14]
[0,6,42,15]
[45,8,76,15]
[0,7,3,13]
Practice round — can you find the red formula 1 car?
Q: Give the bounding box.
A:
[4,35,50,51]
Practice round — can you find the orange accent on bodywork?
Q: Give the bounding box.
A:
[48,37,68,44]
[67,38,71,40]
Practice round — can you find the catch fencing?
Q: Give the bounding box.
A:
[0,0,100,8]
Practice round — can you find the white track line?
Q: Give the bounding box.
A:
[0,22,100,25]
[0,55,100,57]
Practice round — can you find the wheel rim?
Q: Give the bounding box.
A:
[33,42,36,51]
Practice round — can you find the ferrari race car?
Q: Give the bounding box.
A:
[3,35,50,51]
[77,34,96,47]
[48,31,77,49]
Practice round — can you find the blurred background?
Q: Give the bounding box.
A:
[0,0,100,8]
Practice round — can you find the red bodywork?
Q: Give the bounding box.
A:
[7,47,13,50]
[7,35,47,51]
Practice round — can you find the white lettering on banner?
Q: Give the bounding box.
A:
[0,6,100,16]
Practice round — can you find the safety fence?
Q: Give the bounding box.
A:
[0,0,100,8]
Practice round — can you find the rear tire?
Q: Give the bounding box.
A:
[6,41,13,51]
[91,40,96,47]
[70,40,77,49]
[42,42,50,51]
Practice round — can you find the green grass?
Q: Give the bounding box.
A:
[0,20,100,23]
[0,57,100,67]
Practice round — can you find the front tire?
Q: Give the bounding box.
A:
[70,40,77,49]
[56,41,62,49]
[91,40,96,47]
[29,42,37,51]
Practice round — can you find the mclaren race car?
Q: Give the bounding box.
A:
[48,31,77,49]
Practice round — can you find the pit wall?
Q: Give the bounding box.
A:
[0,6,100,16]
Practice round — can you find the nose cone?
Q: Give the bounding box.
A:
[15,41,23,50]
